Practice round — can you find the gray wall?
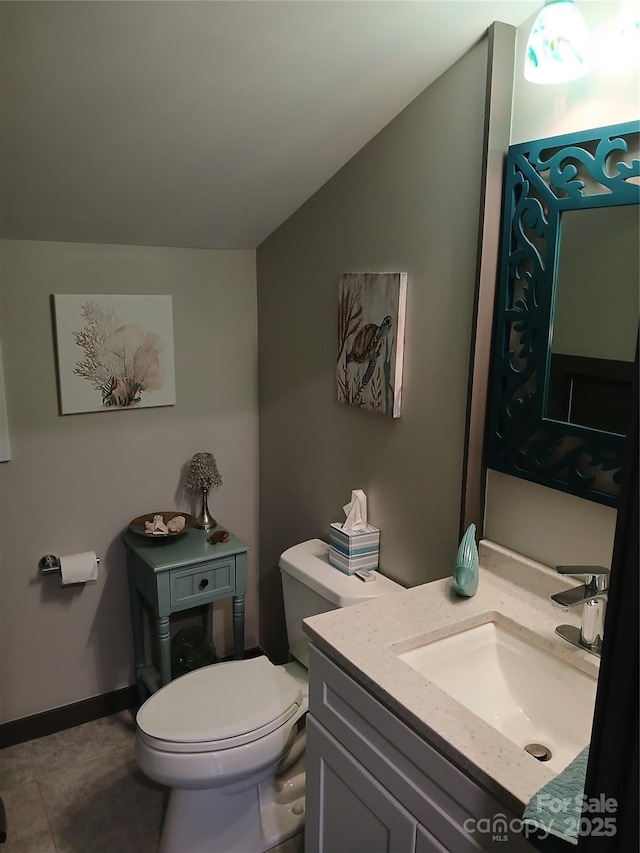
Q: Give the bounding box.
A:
[0,241,259,722]
[257,39,489,660]
[484,2,639,569]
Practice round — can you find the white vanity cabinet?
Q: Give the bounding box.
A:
[306,718,422,852]
[305,644,535,853]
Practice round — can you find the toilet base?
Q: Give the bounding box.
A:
[159,755,306,853]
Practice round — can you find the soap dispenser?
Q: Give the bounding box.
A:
[453,523,479,597]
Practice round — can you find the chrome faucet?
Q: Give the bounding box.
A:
[550,566,610,657]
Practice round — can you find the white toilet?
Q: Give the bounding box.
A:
[135,538,404,853]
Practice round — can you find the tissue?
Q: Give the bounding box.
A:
[342,489,368,532]
[59,551,99,586]
[329,489,380,575]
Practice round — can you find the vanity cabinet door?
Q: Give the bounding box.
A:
[306,716,417,853]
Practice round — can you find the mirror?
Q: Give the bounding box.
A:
[547,205,638,433]
[487,121,639,507]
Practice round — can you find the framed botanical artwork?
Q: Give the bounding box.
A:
[337,272,407,418]
[53,294,176,414]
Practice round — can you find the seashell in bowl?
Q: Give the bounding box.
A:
[144,514,169,535]
[154,514,169,533]
[167,515,186,533]
[129,511,196,540]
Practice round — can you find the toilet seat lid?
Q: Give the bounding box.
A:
[136,657,303,746]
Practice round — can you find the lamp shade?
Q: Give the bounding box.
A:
[185,452,222,491]
[525,0,590,84]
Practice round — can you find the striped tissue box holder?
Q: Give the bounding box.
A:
[329,522,380,574]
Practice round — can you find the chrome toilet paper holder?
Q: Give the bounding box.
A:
[38,553,100,575]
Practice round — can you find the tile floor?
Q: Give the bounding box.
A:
[0,711,304,853]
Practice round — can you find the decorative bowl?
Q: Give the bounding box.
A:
[128,511,196,539]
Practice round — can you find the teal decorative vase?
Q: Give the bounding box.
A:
[453,523,479,597]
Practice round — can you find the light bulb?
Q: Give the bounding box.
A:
[525,0,591,84]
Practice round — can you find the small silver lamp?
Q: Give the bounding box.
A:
[185,452,223,530]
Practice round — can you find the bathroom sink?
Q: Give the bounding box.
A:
[397,621,597,773]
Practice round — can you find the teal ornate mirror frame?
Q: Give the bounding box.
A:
[487,121,639,508]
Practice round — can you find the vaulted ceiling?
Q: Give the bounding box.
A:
[0,1,538,249]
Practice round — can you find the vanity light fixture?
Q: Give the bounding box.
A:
[525,0,591,84]
[599,1,640,77]
[618,1,640,47]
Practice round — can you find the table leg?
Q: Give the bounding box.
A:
[202,605,218,661]
[156,615,172,686]
[232,595,245,659]
[127,567,148,703]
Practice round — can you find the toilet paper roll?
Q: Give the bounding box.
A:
[59,551,99,586]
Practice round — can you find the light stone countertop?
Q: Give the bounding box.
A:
[302,540,601,814]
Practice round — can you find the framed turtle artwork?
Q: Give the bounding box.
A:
[337,272,407,418]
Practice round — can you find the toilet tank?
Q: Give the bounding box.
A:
[279,538,404,668]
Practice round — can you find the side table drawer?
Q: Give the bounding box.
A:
[170,558,235,608]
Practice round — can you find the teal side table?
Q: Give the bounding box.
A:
[122,525,249,701]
